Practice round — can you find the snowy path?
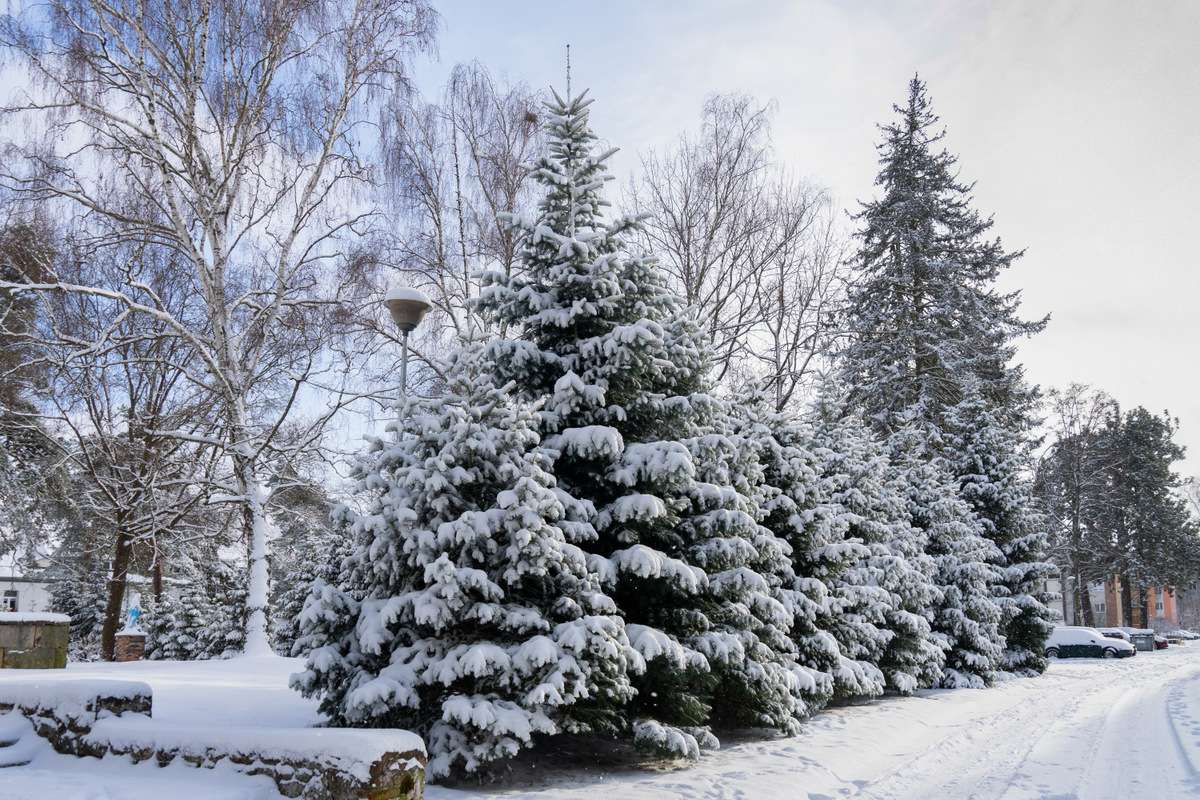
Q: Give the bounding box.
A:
[431,646,1200,800]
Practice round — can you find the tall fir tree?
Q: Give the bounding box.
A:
[1100,407,1200,621]
[478,90,814,754]
[840,75,1052,674]
[840,75,1045,433]
[293,351,640,778]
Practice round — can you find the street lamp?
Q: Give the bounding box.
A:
[384,285,432,400]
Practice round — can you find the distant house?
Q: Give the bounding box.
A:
[0,554,56,613]
[1057,575,1180,630]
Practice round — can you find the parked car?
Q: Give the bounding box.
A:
[1155,635,1169,650]
[1045,626,1137,659]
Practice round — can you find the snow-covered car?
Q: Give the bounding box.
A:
[1045,626,1136,659]
[1155,635,1169,649]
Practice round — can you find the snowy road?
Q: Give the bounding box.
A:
[432,646,1200,800]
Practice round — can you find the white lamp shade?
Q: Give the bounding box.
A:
[384,285,433,333]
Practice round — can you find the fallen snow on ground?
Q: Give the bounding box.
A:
[5,649,1200,799]
[431,646,1200,799]
[6,654,321,728]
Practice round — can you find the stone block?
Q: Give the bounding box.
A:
[0,613,69,669]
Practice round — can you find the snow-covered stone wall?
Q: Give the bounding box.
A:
[84,718,426,799]
[0,677,426,799]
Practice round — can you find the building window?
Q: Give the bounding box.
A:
[2,590,16,612]
[1097,602,1106,613]
[1157,600,1165,612]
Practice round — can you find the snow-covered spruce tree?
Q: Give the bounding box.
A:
[50,568,108,662]
[839,75,1050,675]
[943,384,1053,676]
[684,402,823,733]
[809,405,943,695]
[736,397,844,709]
[273,534,350,656]
[197,559,248,659]
[144,582,210,661]
[887,422,1005,688]
[477,90,816,753]
[292,350,639,779]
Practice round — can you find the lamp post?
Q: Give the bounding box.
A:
[384,285,432,402]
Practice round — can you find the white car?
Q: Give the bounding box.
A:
[1045,626,1136,659]
[1098,628,1131,642]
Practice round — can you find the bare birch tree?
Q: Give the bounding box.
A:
[0,0,437,653]
[359,61,541,375]
[627,94,846,407]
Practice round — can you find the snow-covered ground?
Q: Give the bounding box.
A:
[432,646,1200,800]
[5,648,1200,799]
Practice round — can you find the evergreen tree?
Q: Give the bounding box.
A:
[1100,407,1200,621]
[811,409,943,695]
[478,90,813,753]
[840,75,1045,433]
[144,582,210,661]
[293,351,639,779]
[888,423,1005,687]
[197,559,248,658]
[685,402,824,734]
[840,75,1052,677]
[944,385,1052,675]
[50,566,108,662]
[273,534,350,656]
[739,399,847,708]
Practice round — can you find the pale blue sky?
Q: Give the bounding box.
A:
[416,0,1200,474]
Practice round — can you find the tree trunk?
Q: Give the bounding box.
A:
[152,558,163,601]
[1120,574,1134,627]
[1078,571,1094,627]
[100,524,133,661]
[237,459,274,657]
